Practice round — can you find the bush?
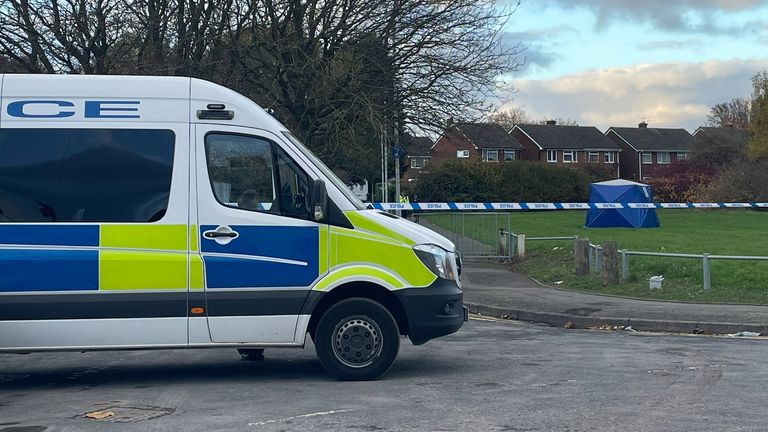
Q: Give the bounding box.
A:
[645,161,716,202]
[413,160,597,202]
[700,158,768,202]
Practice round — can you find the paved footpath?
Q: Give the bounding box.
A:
[462,262,768,334]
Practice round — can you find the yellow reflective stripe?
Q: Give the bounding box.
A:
[190,254,204,290]
[101,224,187,251]
[99,250,186,290]
[190,224,198,252]
[330,227,436,288]
[318,227,329,276]
[314,265,405,291]
[344,211,414,246]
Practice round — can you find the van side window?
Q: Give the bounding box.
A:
[205,133,312,220]
[0,128,175,223]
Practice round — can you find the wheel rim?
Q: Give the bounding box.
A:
[332,315,383,368]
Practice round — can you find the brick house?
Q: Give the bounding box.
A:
[510,121,621,176]
[606,122,693,180]
[402,135,433,182]
[430,122,524,165]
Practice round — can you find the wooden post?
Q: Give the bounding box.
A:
[574,238,590,275]
[602,241,619,286]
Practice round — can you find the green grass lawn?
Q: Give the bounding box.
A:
[420,210,768,304]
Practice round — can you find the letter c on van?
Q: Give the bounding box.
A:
[7,100,75,118]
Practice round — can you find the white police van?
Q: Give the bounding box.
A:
[0,74,466,380]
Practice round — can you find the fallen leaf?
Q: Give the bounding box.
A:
[84,411,114,420]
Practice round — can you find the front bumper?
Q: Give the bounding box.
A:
[395,278,466,345]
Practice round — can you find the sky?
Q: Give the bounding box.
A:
[497,0,768,131]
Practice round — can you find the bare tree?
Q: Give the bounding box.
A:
[487,107,530,131]
[0,0,135,73]
[706,97,751,128]
[0,0,523,182]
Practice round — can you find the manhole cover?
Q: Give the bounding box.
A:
[81,405,175,423]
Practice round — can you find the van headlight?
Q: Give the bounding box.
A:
[413,244,457,280]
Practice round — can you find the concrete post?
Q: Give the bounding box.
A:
[621,249,629,280]
[517,234,526,259]
[574,238,590,276]
[499,229,507,257]
[602,242,620,286]
[703,253,711,290]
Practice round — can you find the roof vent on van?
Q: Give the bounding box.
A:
[197,104,234,120]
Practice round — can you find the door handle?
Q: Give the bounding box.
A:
[202,226,239,245]
[204,231,237,238]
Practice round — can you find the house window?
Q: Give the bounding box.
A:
[641,152,652,164]
[456,149,470,158]
[657,152,670,164]
[563,151,575,163]
[410,157,428,169]
[503,150,515,161]
[546,150,557,162]
[483,149,499,162]
[587,152,599,163]
[604,152,615,163]
[677,152,688,161]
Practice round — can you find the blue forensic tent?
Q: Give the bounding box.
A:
[585,179,660,228]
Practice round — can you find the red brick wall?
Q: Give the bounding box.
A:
[637,151,688,179]
[607,131,689,180]
[607,130,639,180]
[431,129,523,164]
[511,128,542,161]
[430,128,480,165]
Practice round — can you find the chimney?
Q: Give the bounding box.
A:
[446,117,455,128]
[546,119,556,126]
[638,121,648,128]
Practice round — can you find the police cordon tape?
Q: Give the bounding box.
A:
[372,202,768,211]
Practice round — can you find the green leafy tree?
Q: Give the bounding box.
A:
[749,70,768,159]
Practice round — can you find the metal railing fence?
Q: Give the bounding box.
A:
[619,250,768,290]
[411,212,768,291]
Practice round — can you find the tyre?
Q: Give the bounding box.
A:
[314,298,400,381]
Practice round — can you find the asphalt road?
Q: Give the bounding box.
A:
[1,318,766,432]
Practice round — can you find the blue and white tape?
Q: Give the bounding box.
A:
[371,202,768,211]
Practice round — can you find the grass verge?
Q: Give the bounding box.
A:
[420,210,768,304]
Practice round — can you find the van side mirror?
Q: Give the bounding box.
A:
[310,179,327,222]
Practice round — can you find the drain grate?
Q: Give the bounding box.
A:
[82,405,175,423]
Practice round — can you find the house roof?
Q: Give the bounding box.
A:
[453,122,524,150]
[403,135,433,157]
[608,127,693,151]
[515,124,621,150]
[693,127,751,149]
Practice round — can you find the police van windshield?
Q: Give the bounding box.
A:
[282,132,368,211]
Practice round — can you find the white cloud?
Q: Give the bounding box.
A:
[503,58,768,130]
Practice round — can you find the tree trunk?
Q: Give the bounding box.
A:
[574,238,589,276]
[602,241,619,286]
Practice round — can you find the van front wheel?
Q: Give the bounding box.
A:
[314,298,400,381]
